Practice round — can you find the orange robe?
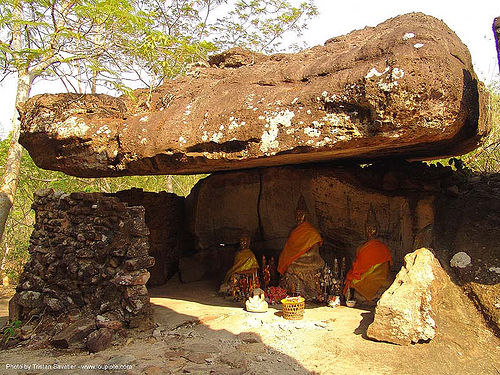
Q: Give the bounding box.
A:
[278,221,322,275]
[343,239,392,300]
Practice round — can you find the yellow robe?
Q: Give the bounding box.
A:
[278,221,322,275]
[224,248,259,283]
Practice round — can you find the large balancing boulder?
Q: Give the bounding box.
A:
[19,13,490,177]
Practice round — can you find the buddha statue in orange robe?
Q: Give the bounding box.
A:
[344,220,393,302]
[278,208,325,300]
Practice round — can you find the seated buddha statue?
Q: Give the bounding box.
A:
[220,235,259,296]
[278,201,325,300]
[343,215,393,302]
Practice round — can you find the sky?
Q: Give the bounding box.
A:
[0,0,499,139]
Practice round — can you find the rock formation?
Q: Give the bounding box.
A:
[186,162,441,270]
[9,11,499,349]
[433,173,500,333]
[19,13,490,177]
[366,248,445,345]
[366,246,496,345]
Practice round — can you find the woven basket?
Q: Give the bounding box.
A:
[281,297,305,320]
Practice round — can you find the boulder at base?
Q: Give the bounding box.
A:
[86,328,114,353]
[367,248,446,345]
[50,318,96,349]
[19,13,489,177]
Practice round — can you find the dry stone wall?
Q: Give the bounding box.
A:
[111,188,185,287]
[10,189,154,347]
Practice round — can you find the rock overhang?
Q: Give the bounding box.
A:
[19,12,491,177]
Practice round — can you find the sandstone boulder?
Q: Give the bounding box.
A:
[50,318,96,348]
[19,13,489,177]
[86,328,114,353]
[367,248,446,345]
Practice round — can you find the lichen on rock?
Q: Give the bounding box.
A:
[18,13,490,177]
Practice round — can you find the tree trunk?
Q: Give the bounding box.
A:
[91,24,104,94]
[1,243,11,285]
[0,0,31,244]
[166,175,174,193]
[0,73,31,244]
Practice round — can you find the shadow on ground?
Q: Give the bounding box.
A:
[0,294,317,375]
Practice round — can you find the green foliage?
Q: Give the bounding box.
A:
[0,138,205,281]
[2,319,21,338]
[0,0,317,92]
[0,320,22,349]
[428,85,500,174]
[209,0,318,53]
[460,85,500,173]
[0,319,21,348]
[112,0,318,89]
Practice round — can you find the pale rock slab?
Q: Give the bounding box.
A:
[367,248,448,345]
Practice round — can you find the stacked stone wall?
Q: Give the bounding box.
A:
[10,189,154,348]
[112,188,185,287]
